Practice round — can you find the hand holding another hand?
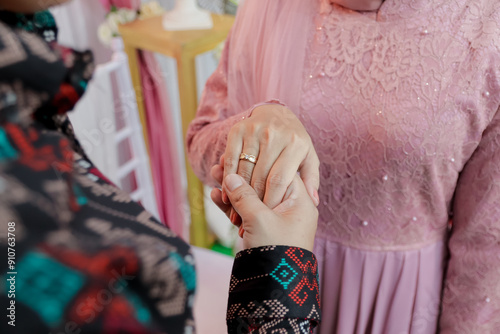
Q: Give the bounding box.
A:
[223,103,320,211]
[211,173,318,252]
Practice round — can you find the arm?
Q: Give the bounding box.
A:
[217,174,321,332]
[227,246,320,333]
[440,106,500,332]
[186,31,253,186]
[187,32,319,206]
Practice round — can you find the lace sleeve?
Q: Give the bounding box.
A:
[186,31,285,186]
[186,31,252,186]
[440,106,500,333]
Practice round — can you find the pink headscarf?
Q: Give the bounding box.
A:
[225,0,317,113]
[98,0,141,11]
[226,0,384,114]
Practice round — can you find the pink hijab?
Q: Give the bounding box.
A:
[226,0,383,114]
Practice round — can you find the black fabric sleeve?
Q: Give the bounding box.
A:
[227,246,321,333]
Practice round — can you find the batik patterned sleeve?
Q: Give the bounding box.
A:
[227,246,321,333]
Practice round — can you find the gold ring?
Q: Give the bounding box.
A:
[239,153,257,164]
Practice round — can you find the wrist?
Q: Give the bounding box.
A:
[248,99,286,117]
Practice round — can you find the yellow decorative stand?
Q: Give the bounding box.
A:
[119,14,235,247]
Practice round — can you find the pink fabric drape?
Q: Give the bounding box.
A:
[138,51,186,238]
[98,0,186,237]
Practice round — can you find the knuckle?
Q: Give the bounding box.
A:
[252,179,267,197]
[260,128,273,145]
[224,157,238,170]
[232,188,252,205]
[230,191,246,207]
[227,126,238,139]
[267,173,286,188]
[291,134,307,150]
[249,122,259,133]
[229,123,244,137]
[269,116,284,131]
[238,168,253,181]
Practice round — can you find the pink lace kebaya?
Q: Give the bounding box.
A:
[187,0,500,332]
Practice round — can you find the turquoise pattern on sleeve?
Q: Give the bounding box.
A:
[72,184,88,205]
[0,128,18,161]
[170,252,196,292]
[123,289,152,325]
[10,251,85,326]
[270,258,298,290]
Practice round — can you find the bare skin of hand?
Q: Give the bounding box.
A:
[211,173,318,252]
[221,104,320,224]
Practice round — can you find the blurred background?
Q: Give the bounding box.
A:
[50,1,241,332]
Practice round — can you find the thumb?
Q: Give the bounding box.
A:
[224,174,270,220]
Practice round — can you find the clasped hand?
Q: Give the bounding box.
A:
[221,104,320,224]
[211,173,318,252]
[210,103,320,251]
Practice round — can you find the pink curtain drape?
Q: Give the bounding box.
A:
[138,51,186,237]
[99,0,186,237]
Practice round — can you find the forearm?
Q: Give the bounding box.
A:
[227,246,321,333]
[186,108,251,186]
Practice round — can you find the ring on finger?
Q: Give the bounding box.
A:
[239,152,257,164]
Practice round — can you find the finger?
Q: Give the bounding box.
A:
[237,140,260,185]
[223,127,244,203]
[231,140,259,222]
[299,150,321,206]
[229,210,241,227]
[210,188,232,219]
[223,174,270,221]
[273,174,302,213]
[228,207,242,228]
[210,164,224,187]
[272,174,318,252]
[233,211,242,226]
[263,146,307,209]
[212,181,240,227]
[212,160,242,225]
[273,174,308,214]
[250,144,284,201]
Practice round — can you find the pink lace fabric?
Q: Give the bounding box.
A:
[187,0,500,332]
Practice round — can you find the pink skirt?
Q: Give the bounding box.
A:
[314,237,447,334]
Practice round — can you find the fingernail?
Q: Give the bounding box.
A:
[232,210,239,225]
[222,190,228,204]
[225,174,243,192]
[230,210,235,224]
[314,189,320,206]
[234,213,242,226]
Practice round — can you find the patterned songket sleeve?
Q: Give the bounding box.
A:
[227,246,321,333]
